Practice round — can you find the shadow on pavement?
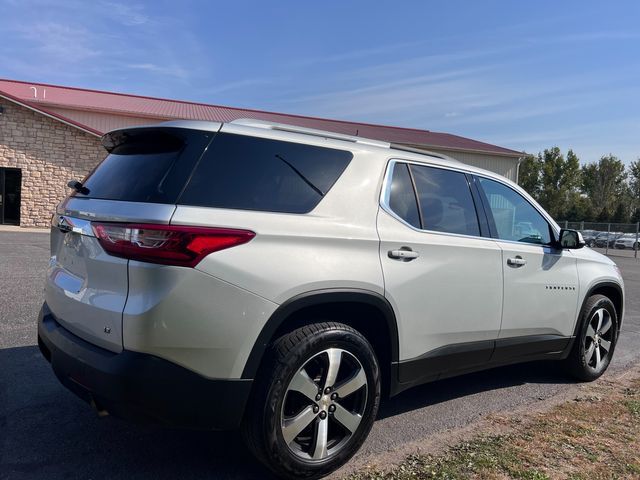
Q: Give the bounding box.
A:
[1,345,575,480]
[0,345,274,480]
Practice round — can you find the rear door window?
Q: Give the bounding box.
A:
[409,164,481,236]
[386,162,421,228]
[178,133,353,213]
[77,128,212,203]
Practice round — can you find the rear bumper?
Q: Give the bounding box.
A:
[37,303,252,430]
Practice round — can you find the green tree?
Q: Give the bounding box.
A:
[518,154,542,198]
[597,208,611,222]
[581,155,628,221]
[628,159,640,222]
[611,202,630,224]
[629,159,640,199]
[564,193,594,222]
[536,147,581,220]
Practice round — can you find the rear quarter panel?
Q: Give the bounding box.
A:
[123,263,278,379]
[170,151,385,303]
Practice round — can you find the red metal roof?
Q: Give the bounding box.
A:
[0,78,522,157]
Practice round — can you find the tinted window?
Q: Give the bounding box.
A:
[78,128,212,203]
[387,163,420,228]
[478,177,551,245]
[179,133,352,213]
[410,164,480,236]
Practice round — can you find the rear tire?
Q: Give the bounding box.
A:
[565,294,618,381]
[242,322,380,479]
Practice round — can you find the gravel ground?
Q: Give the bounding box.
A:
[1,231,639,480]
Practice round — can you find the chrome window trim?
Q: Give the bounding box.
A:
[379,160,491,243]
[379,159,561,251]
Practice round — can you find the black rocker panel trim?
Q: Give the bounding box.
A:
[393,334,573,395]
[241,288,399,379]
[397,340,494,384]
[491,335,571,363]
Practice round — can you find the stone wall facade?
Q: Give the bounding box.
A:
[0,100,106,227]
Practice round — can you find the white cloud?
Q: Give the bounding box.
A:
[98,1,150,26]
[12,21,101,63]
[202,78,279,96]
[127,63,189,80]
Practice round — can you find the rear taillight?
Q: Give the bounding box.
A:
[91,223,255,267]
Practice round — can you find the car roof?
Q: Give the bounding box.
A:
[105,118,522,189]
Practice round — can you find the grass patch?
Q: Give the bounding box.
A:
[346,376,640,480]
[625,399,640,417]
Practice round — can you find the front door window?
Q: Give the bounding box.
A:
[478,177,551,245]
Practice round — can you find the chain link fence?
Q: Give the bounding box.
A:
[559,221,640,258]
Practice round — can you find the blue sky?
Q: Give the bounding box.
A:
[1,1,639,163]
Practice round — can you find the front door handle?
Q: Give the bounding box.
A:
[388,248,420,261]
[507,256,527,267]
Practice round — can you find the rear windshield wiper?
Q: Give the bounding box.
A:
[67,179,90,195]
[274,154,323,197]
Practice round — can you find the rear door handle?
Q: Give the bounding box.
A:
[388,248,420,261]
[507,256,527,267]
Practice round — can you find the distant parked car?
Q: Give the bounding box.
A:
[580,230,599,247]
[593,232,613,248]
[607,233,626,248]
[614,234,639,250]
[593,232,623,248]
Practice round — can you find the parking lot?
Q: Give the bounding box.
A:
[592,246,639,259]
[1,230,639,480]
[574,224,640,260]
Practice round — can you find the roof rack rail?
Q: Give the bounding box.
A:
[230,118,390,148]
[389,143,452,161]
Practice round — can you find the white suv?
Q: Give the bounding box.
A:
[614,233,639,250]
[38,119,624,479]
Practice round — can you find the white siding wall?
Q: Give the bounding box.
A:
[404,145,521,183]
[428,149,520,182]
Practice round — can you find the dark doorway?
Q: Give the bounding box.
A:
[0,167,21,225]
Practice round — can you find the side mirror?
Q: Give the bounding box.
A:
[558,229,585,249]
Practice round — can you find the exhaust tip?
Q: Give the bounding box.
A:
[90,398,110,418]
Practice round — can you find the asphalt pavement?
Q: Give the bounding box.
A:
[1,230,639,480]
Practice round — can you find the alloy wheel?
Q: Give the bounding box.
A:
[583,308,614,371]
[280,348,368,461]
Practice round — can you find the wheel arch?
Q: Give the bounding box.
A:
[574,281,624,337]
[241,288,399,396]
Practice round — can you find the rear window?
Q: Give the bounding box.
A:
[76,128,212,203]
[178,133,353,213]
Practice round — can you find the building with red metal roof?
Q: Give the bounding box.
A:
[0,78,523,227]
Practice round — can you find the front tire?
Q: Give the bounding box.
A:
[565,294,618,381]
[242,322,381,479]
